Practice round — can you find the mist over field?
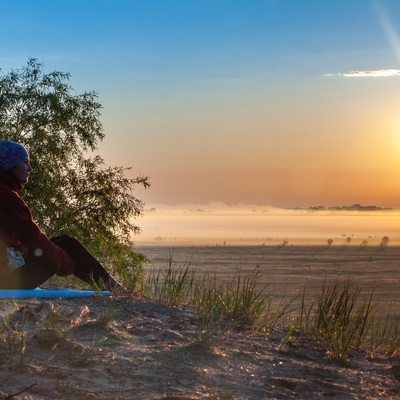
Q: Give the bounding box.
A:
[136,203,400,246]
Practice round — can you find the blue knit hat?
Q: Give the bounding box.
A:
[0,140,29,172]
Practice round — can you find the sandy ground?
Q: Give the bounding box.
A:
[0,293,399,400]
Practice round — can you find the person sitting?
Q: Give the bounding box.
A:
[0,139,124,293]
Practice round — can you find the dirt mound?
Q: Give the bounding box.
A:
[0,295,399,399]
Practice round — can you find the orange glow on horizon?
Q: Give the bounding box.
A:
[134,205,400,246]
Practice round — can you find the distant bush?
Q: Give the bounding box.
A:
[380,236,390,249]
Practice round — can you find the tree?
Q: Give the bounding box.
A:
[0,58,150,286]
[380,236,390,249]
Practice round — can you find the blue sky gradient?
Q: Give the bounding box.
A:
[2,0,400,208]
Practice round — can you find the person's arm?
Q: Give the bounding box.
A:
[1,189,76,276]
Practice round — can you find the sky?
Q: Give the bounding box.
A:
[2,0,400,244]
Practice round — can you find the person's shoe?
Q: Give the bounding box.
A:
[105,276,127,295]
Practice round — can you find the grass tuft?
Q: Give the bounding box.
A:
[142,254,400,361]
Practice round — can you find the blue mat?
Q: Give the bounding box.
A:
[0,289,112,299]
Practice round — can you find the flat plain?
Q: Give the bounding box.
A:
[138,244,400,321]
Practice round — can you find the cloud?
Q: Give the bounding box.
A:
[325,69,400,78]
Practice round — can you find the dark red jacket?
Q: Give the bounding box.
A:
[0,172,76,278]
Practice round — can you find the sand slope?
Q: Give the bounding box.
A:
[0,294,399,400]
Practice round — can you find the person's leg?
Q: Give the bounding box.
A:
[0,262,55,290]
[51,235,124,292]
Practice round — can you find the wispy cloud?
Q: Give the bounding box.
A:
[373,1,400,66]
[325,69,400,78]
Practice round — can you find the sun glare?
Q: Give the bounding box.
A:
[389,119,400,156]
[374,1,400,65]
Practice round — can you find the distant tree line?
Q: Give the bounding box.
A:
[307,204,392,211]
[326,236,391,249]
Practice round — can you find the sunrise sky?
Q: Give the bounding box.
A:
[2,0,400,244]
